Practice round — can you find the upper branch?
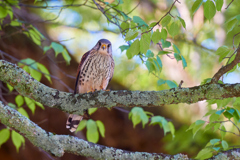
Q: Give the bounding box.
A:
[211,45,240,83]
[1,60,240,116]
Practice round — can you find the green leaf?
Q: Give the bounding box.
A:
[6,83,14,92]
[29,68,42,81]
[125,30,138,41]
[226,18,238,34]
[0,129,10,147]
[17,108,29,118]
[166,80,177,89]
[161,28,167,40]
[174,53,182,61]
[120,21,129,30]
[216,109,225,115]
[76,119,87,132]
[133,16,148,27]
[146,59,155,73]
[168,22,180,37]
[161,39,171,48]
[181,55,187,69]
[29,29,41,46]
[204,0,216,20]
[88,108,98,115]
[158,51,170,55]
[216,45,231,62]
[156,55,162,68]
[8,103,16,109]
[161,15,171,27]
[210,138,220,145]
[24,97,36,114]
[216,0,223,11]
[146,50,154,58]
[37,63,52,83]
[43,46,51,53]
[209,113,220,122]
[205,122,215,131]
[130,107,148,128]
[223,111,233,119]
[15,95,24,107]
[35,101,44,110]
[11,130,25,152]
[96,120,105,137]
[192,120,205,137]
[152,29,161,44]
[195,148,213,160]
[126,39,140,59]
[157,79,166,86]
[150,116,170,135]
[86,119,99,143]
[168,121,175,138]
[213,123,221,132]
[220,125,226,139]
[140,32,151,54]
[0,6,8,19]
[119,45,130,52]
[62,50,71,65]
[221,140,228,150]
[177,16,186,29]
[51,42,64,57]
[173,44,180,54]
[192,0,203,14]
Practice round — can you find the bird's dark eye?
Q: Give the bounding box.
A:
[98,42,101,46]
[108,44,111,48]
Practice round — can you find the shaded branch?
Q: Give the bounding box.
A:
[1,60,240,116]
[0,101,187,159]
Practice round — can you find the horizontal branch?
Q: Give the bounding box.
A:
[0,101,188,159]
[1,60,240,115]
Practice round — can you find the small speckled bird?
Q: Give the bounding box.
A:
[66,39,115,132]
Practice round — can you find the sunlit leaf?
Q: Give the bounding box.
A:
[161,28,167,40]
[133,16,148,27]
[126,39,140,59]
[222,140,228,150]
[96,120,105,137]
[0,6,8,19]
[0,129,10,147]
[88,108,98,115]
[161,15,171,27]
[125,30,138,41]
[24,97,36,114]
[192,0,203,15]
[11,130,25,152]
[37,63,52,83]
[140,32,151,54]
[204,0,216,20]
[15,95,24,107]
[76,120,87,132]
[166,80,177,89]
[195,148,212,160]
[17,108,29,118]
[177,16,186,29]
[152,29,161,44]
[216,0,223,11]
[86,119,99,143]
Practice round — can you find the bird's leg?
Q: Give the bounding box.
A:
[86,87,95,93]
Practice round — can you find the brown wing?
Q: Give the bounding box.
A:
[74,51,90,94]
[108,57,115,83]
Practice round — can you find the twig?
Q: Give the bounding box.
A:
[225,0,234,9]
[233,32,240,50]
[211,45,240,83]
[141,0,180,35]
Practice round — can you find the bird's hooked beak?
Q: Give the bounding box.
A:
[101,44,106,50]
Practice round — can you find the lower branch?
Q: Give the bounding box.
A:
[0,101,188,159]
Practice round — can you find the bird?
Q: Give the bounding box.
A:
[66,39,115,132]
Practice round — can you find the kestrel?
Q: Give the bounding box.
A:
[66,39,115,132]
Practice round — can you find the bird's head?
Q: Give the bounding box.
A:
[94,39,112,55]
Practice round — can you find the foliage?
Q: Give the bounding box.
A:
[1,0,240,159]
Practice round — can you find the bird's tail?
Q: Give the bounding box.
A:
[66,114,83,132]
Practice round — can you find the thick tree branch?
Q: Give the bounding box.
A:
[1,60,240,116]
[0,101,188,159]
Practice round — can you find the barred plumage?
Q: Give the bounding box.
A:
[66,39,115,132]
